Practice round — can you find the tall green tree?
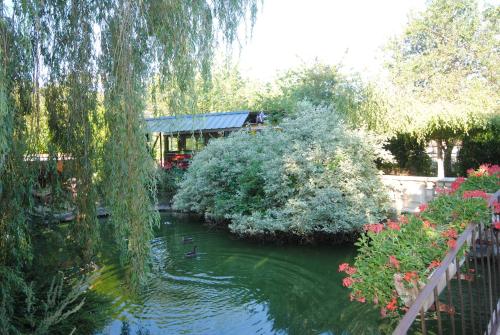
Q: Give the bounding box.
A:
[385,0,499,177]
[148,61,259,116]
[254,62,387,130]
[1,0,258,332]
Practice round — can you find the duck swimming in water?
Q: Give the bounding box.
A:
[185,246,197,258]
[182,236,193,244]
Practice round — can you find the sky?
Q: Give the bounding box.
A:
[231,0,427,82]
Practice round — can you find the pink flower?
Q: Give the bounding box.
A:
[423,220,436,229]
[436,187,451,195]
[428,260,441,270]
[463,190,489,200]
[386,297,398,311]
[345,266,357,275]
[398,216,409,224]
[418,203,428,213]
[441,228,458,239]
[487,164,500,176]
[493,220,500,230]
[356,296,366,303]
[338,263,350,272]
[364,223,384,234]
[450,177,465,193]
[342,277,354,287]
[492,201,500,214]
[387,220,401,231]
[403,271,419,282]
[389,255,400,269]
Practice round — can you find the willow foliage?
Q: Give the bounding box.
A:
[1,0,257,332]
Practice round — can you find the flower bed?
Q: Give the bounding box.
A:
[339,164,500,318]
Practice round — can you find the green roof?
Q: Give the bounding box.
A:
[145,111,250,134]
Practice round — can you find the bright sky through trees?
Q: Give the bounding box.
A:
[232,0,427,81]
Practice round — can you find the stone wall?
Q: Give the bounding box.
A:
[381,175,456,214]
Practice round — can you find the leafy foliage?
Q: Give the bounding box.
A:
[254,63,388,131]
[340,165,498,319]
[384,0,500,175]
[1,0,258,332]
[148,61,260,116]
[157,167,186,199]
[379,133,433,176]
[174,103,391,237]
[457,116,500,176]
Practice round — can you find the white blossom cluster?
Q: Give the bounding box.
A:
[173,102,391,237]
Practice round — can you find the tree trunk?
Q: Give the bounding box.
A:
[444,140,454,177]
[436,140,445,178]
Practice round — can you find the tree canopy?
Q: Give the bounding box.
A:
[384,0,499,176]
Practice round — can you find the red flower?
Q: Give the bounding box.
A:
[403,271,419,282]
[387,220,401,231]
[338,263,350,272]
[364,223,384,234]
[447,239,457,249]
[450,177,465,193]
[492,201,500,214]
[389,255,400,269]
[356,296,366,303]
[493,220,500,230]
[398,215,409,224]
[345,266,357,275]
[386,297,398,311]
[487,164,500,176]
[418,203,428,213]
[428,260,441,270]
[463,190,489,200]
[441,228,458,239]
[342,277,354,287]
[436,187,451,195]
[423,220,436,229]
[467,168,475,176]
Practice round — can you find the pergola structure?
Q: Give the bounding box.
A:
[146,110,259,168]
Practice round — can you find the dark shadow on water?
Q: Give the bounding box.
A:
[30,224,113,335]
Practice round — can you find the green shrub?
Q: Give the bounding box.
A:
[379,133,433,176]
[457,116,500,176]
[157,167,185,198]
[173,102,391,237]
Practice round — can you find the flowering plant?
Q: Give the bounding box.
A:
[340,165,499,317]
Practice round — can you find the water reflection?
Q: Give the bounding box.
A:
[94,213,384,335]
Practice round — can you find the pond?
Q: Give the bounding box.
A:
[88,213,384,334]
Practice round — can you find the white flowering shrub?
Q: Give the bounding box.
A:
[173,102,391,237]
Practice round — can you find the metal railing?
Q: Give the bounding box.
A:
[393,193,500,335]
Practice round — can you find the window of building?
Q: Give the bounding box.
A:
[185,137,196,151]
[168,136,179,152]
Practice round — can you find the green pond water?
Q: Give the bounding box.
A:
[43,213,387,334]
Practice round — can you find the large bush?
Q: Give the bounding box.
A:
[457,116,500,176]
[173,103,391,237]
[379,133,434,176]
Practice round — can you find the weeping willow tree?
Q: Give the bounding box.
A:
[0,0,258,332]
